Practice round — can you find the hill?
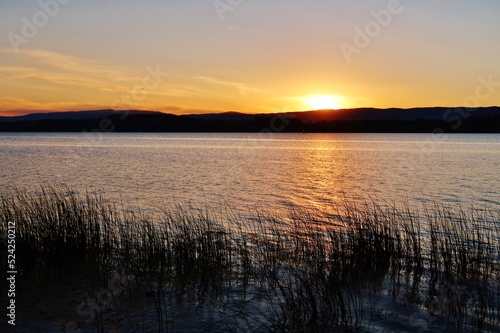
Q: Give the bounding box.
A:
[0,107,499,133]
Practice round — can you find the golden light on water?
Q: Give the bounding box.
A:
[303,95,344,110]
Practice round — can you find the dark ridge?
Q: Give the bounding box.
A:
[0,107,499,133]
[0,109,160,123]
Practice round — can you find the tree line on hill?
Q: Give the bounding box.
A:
[0,107,499,133]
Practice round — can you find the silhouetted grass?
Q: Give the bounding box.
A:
[1,188,499,332]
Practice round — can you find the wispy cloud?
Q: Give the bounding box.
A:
[0,49,268,114]
[0,96,221,117]
[0,48,141,92]
[0,66,131,92]
[0,48,218,101]
[0,97,107,116]
[155,106,220,115]
[0,48,134,81]
[195,76,262,95]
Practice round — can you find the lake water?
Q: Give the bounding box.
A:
[1,133,499,213]
[2,132,500,332]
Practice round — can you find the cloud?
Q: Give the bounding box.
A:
[155,106,220,115]
[0,97,107,116]
[0,48,217,100]
[0,48,134,81]
[195,76,262,95]
[0,96,221,117]
[0,48,265,114]
[0,48,142,92]
[0,65,131,92]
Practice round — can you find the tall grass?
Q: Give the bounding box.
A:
[1,188,499,332]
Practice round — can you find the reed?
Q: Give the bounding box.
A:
[1,188,499,332]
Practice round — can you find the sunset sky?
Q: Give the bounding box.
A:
[1,0,499,116]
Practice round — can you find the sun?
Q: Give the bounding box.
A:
[303,95,344,110]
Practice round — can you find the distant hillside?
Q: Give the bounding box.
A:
[0,110,160,123]
[0,107,499,133]
[185,111,256,122]
[187,107,500,122]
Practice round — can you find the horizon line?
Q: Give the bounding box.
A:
[2,106,500,118]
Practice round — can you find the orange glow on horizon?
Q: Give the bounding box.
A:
[1,2,500,117]
[303,95,345,111]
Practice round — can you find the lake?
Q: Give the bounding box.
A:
[2,132,500,332]
[1,132,499,213]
